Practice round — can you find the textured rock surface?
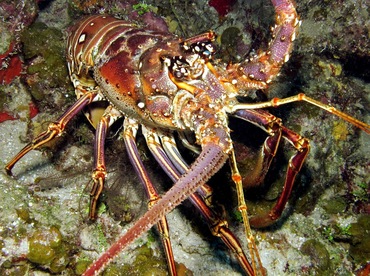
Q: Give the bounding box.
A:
[0,0,369,275]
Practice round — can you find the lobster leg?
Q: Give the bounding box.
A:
[156,130,212,204]
[141,126,255,276]
[89,110,108,220]
[231,94,370,134]
[228,149,264,274]
[234,109,283,187]
[89,105,122,220]
[122,118,177,276]
[233,108,310,228]
[83,141,228,275]
[5,92,98,175]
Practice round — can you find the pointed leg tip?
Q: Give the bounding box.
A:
[86,213,97,224]
[5,167,13,177]
[88,211,98,222]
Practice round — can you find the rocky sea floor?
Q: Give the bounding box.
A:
[0,0,369,275]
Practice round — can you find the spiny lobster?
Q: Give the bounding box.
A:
[5,0,369,275]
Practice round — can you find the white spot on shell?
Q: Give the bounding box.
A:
[291,32,296,42]
[78,34,86,43]
[137,102,145,109]
[284,54,290,63]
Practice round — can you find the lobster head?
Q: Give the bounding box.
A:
[136,31,231,131]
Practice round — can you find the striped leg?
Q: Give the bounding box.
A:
[232,109,283,187]
[5,92,98,175]
[233,108,309,228]
[89,105,122,220]
[142,126,256,276]
[123,118,177,276]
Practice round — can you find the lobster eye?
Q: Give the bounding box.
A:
[183,41,216,60]
[163,56,191,80]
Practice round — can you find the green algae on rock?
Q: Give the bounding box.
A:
[300,239,331,273]
[20,21,72,104]
[27,226,62,262]
[348,215,370,265]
